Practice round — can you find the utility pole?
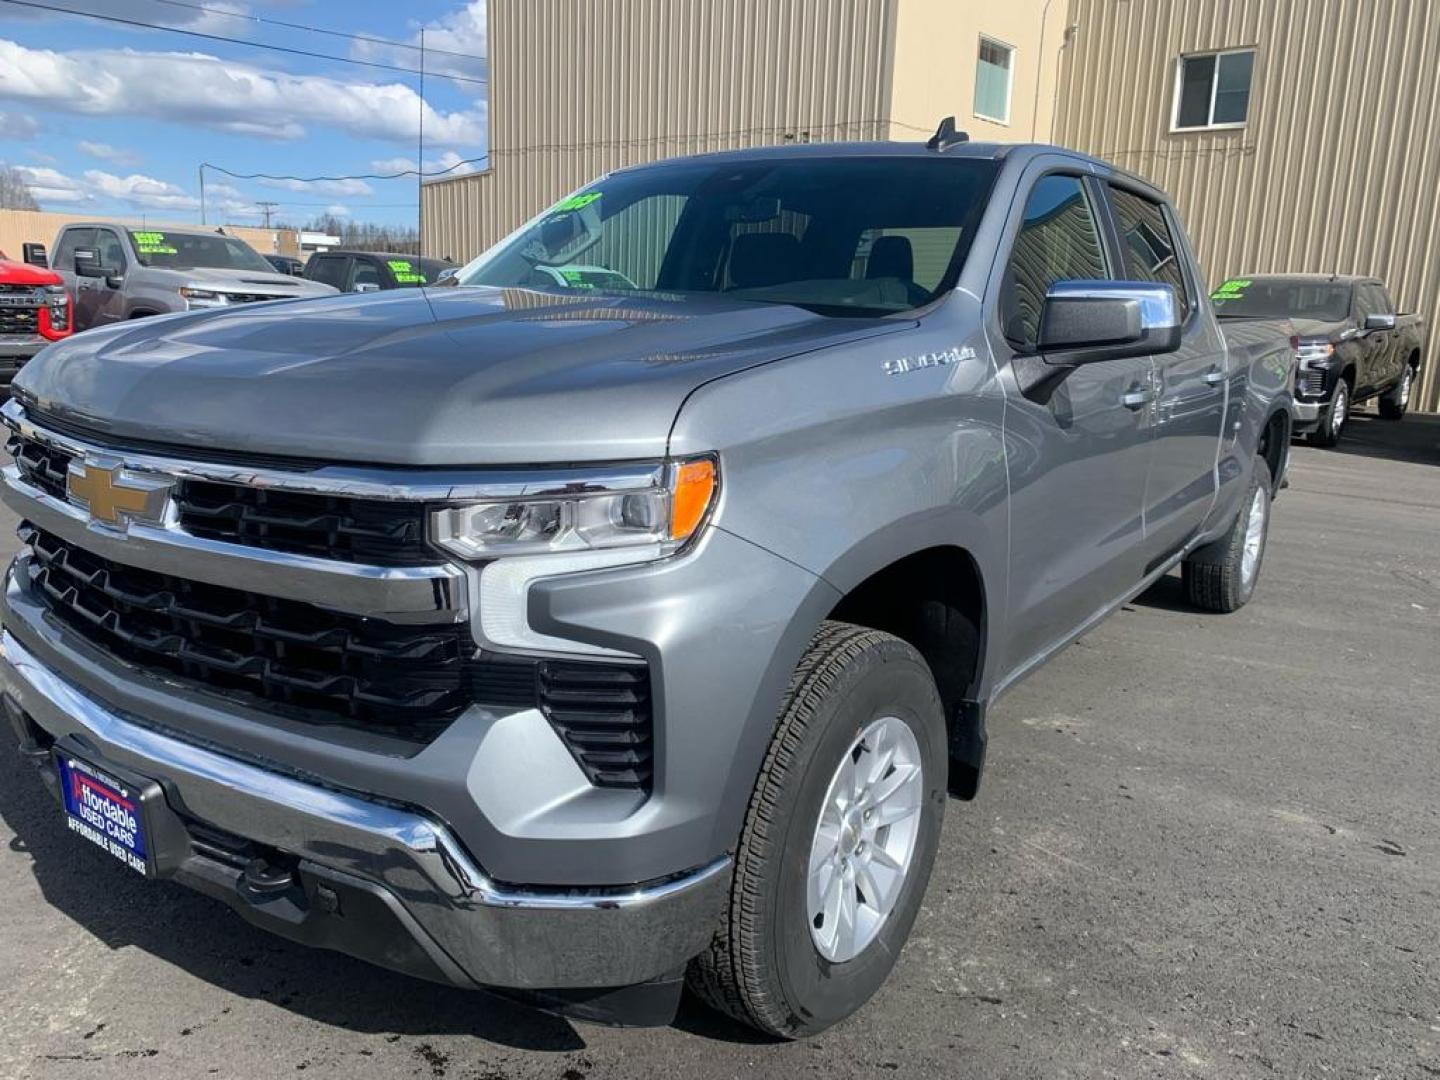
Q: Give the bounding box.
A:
[198,163,207,225]
[417,28,425,257]
[256,201,279,228]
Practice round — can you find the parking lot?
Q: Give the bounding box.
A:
[0,413,1436,1080]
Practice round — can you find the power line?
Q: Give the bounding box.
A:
[0,0,488,87]
[201,156,490,184]
[144,0,488,63]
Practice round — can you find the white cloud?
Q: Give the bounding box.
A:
[355,1,488,93]
[25,149,57,165]
[0,38,486,146]
[85,170,199,211]
[0,110,37,139]
[0,0,250,33]
[79,140,142,167]
[325,204,351,217]
[370,156,418,175]
[256,176,375,198]
[13,165,89,204]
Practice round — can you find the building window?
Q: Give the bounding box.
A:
[1173,49,1255,130]
[974,37,1015,125]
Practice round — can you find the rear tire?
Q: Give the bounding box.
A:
[687,621,947,1038]
[1378,364,1414,420]
[1308,378,1349,447]
[1182,457,1273,613]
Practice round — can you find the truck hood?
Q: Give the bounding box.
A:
[144,265,339,298]
[15,286,909,465]
[0,258,63,288]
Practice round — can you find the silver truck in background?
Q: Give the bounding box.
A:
[3,130,1296,1038]
[43,224,338,333]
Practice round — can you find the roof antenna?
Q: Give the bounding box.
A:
[926,116,970,151]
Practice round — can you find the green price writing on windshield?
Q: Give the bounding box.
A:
[551,192,601,214]
[1212,278,1251,299]
[386,259,425,283]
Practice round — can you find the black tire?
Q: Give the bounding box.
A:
[687,621,947,1038]
[1182,457,1273,613]
[1307,378,1349,447]
[1378,363,1415,420]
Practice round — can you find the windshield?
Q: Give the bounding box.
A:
[128,230,275,273]
[456,157,999,317]
[1211,278,1352,321]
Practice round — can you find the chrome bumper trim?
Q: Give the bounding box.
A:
[0,465,465,622]
[2,629,730,987]
[1293,398,1322,422]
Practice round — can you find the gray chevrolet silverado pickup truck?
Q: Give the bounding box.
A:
[1,135,1296,1037]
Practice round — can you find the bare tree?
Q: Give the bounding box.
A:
[0,165,40,211]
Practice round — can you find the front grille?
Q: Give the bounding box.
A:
[5,429,434,566]
[1298,368,1328,397]
[22,523,471,742]
[222,292,291,305]
[475,655,654,788]
[0,306,40,337]
[177,480,437,566]
[7,433,71,500]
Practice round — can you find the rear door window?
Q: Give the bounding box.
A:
[351,260,383,291]
[1000,174,1110,350]
[1107,186,1191,320]
[307,256,349,290]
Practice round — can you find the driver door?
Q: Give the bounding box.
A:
[995,172,1155,676]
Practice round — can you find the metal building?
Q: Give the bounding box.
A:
[422,0,1070,258]
[1053,0,1440,411]
[423,0,1439,411]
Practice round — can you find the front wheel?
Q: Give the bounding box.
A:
[1378,364,1414,420]
[687,622,947,1038]
[1308,379,1349,447]
[1182,457,1273,613]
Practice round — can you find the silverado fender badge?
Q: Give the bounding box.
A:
[882,345,974,377]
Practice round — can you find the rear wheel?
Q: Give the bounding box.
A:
[1182,457,1273,613]
[1308,378,1349,447]
[687,622,947,1038]
[1378,364,1414,420]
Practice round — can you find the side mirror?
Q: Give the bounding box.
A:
[1364,312,1396,331]
[434,268,459,286]
[21,243,47,268]
[73,248,104,277]
[1038,281,1182,363]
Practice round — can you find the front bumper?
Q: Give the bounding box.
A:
[1,627,730,991]
[0,335,45,378]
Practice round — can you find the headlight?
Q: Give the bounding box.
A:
[436,457,719,657]
[42,285,69,335]
[1295,339,1334,367]
[431,457,718,559]
[179,287,228,309]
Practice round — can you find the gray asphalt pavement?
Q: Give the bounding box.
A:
[1,413,1437,1080]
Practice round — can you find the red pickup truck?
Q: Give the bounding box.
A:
[0,249,71,381]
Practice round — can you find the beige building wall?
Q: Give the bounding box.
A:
[888,0,1072,143]
[422,0,1070,261]
[424,0,898,262]
[1054,0,1440,412]
[0,210,298,264]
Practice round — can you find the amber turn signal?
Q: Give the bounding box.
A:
[670,458,718,542]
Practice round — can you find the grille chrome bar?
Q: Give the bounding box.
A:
[2,398,664,503]
[0,464,465,623]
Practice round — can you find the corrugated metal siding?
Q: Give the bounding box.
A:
[424,0,896,263]
[1055,0,1440,412]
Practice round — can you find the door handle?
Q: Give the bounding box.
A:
[1203,367,1226,386]
[1121,384,1155,410]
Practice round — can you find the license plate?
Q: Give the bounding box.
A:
[56,751,152,876]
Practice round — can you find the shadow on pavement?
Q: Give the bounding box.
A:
[1320,412,1440,466]
[0,749,599,1052]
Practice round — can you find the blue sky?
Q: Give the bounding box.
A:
[0,0,488,228]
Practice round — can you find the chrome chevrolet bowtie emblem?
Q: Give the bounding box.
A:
[66,457,173,529]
